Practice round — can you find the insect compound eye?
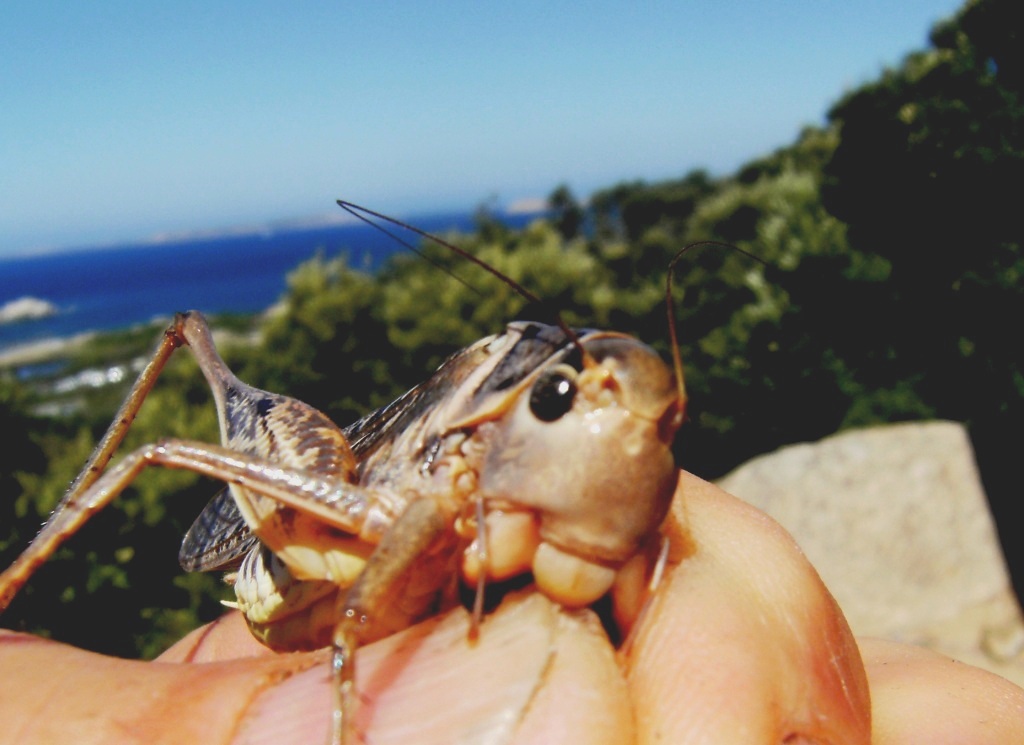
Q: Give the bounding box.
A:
[529,364,578,422]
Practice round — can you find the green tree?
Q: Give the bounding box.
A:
[547,184,584,240]
[822,0,1024,590]
[591,170,714,242]
[0,378,47,558]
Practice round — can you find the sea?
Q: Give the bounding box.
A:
[0,209,542,362]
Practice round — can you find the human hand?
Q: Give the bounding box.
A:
[2,471,1021,744]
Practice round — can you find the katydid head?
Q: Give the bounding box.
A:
[455,327,683,609]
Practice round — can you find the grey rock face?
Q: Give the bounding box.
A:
[717,421,1024,686]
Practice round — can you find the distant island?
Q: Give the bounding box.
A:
[0,296,58,325]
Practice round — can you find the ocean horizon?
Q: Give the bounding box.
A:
[0,208,542,357]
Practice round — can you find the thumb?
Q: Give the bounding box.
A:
[625,472,871,744]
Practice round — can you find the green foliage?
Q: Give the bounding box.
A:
[241,255,396,423]
[0,378,48,557]
[822,0,1023,425]
[824,1,1023,411]
[590,169,715,242]
[547,184,584,240]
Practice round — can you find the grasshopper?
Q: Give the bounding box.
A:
[0,203,687,744]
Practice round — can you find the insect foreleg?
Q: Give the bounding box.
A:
[332,495,464,745]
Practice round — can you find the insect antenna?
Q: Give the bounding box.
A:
[337,200,485,298]
[337,199,592,361]
[666,241,768,416]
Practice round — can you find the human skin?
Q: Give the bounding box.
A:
[1,472,1022,744]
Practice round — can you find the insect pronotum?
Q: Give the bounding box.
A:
[0,201,689,744]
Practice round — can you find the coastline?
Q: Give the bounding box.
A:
[0,332,96,369]
[0,312,271,374]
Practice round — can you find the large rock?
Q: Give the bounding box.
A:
[717,420,1024,686]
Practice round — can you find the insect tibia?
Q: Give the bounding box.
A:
[331,638,358,745]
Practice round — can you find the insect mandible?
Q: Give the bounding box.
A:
[0,201,688,744]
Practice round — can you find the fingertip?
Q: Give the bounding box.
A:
[626,472,871,744]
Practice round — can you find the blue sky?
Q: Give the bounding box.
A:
[1,1,964,257]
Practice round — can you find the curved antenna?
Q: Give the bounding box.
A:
[666,241,768,413]
[337,201,484,298]
[337,199,591,361]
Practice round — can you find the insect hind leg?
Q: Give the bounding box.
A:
[0,315,196,612]
[0,437,373,612]
[1,310,364,614]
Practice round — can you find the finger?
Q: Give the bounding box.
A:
[236,592,632,745]
[626,471,871,744]
[157,609,274,663]
[0,592,632,745]
[861,637,1024,745]
[0,628,316,745]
